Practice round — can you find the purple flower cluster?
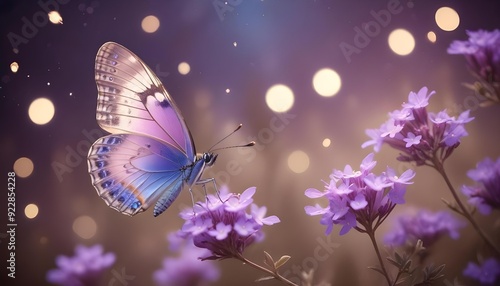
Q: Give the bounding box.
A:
[448,29,500,104]
[46,244,115,286]
[384,209,465,247]
[177,186,280,260]
[304,153,415,235]
[362,87,473,166]
[463,258,500,285]
[153,233,220,286]
[461,157,500,215]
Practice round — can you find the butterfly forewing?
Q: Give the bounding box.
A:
[94,42,194,157]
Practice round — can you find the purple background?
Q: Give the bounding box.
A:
[1,0,500,285]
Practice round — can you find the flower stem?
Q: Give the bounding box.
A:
[367,228,392,286]
[434,161,500,256]
[235,254,298,286]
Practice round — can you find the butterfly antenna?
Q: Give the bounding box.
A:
[211,141,255,152]
[208,124,255,151]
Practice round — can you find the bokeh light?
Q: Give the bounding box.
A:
[10,62,19,73]
[322,138,331,148]
[225,88,231,94]
[48,11,63,24]
[435,7,460,31]
[13,157,34,178]
[427,31,437,43]
[287,150,310,173]
[312,68,342,97]
[178,62,190,75]
[141,15,160,33]
[28,98,55,125]
[265,84,294,112]
[25,204,39,219]
[72,215,97,239]
[388,29,415,56]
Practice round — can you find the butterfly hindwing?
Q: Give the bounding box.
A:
[94,42,195,158]
[88,134,189,216]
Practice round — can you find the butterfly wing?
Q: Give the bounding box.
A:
[94,42,195,158]
[88,134,188,216]
[89,42,197,216]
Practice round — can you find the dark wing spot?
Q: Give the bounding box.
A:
[96,160,106,168]
[109,189,117,198]
[97,146,110,154]
[101,180,112,188]
[98,169,109,179]
[105,136,122,145]
[130,201,141,211]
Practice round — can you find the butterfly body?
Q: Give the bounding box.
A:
[87,42,216,217]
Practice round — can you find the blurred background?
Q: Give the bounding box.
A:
[1,0,500,285]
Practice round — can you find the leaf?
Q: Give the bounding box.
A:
[394,251,403,263]
[368,266,386,277]
[263,251,276,271]
[274,255,291,269]
[441,198,463,215]
[402,259,412,272]
[387,257,402,268]
[387,250,410,269]
[424,264,445,281]
[255,276,275,283]
[394,275,411,285]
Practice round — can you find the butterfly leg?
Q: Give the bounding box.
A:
[196,177,223,202]
[188,187,196,209]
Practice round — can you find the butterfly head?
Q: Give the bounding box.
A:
[202,152,218,167]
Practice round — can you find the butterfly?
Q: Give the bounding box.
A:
[87,42,220,217]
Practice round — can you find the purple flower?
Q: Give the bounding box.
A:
[463,258,500,285]
[46,244,115,286]
[153,233,220,286]
[384,210,465,247]
[305,153,414,236]
[177,186,280,260]
[403,86,434,109]
[403,132,421,147]
[461,157,500,214]
[362,87,474,166]
[448,29,500,104]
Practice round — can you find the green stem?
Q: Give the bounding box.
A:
[367,228,392,286]
[235,254,298,286]
[434,161,500,256]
